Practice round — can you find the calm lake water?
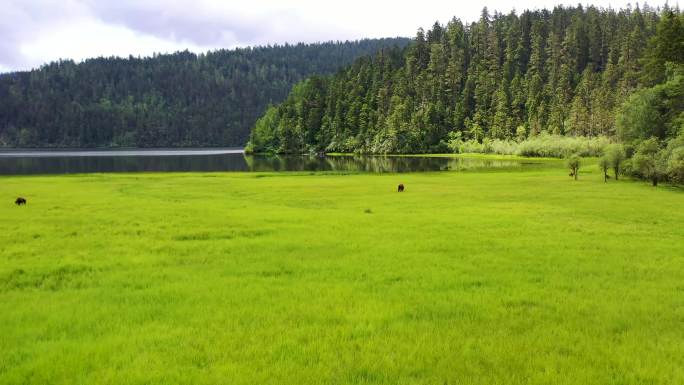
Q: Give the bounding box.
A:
[0,148,547,175]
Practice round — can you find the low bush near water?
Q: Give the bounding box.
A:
[449,134,612,158]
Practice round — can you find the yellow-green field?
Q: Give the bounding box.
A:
[1,162,683,384]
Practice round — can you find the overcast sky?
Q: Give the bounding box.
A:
[1,0,668,73]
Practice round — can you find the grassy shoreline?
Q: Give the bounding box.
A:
[323,152,564,161]
[251,152,563,161]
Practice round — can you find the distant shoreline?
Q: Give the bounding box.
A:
[0,148,245,157]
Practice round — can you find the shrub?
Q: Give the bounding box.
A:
[663,133,684,184]
[448,134,611,158]
[631,138,667,186]
[490,140,518,155]
[598,157,610,182]
[566,154,581,180]
[516,134,610,157]
[602,143,627,180]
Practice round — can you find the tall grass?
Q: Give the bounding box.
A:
[449,134,612,158]
[1,165,683,384]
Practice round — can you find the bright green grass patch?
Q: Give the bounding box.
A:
[1,164,683,384]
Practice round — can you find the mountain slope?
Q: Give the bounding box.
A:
[0,38,409,148]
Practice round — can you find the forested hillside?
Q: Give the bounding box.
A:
[248,5,683,155]
[0,38,409,148]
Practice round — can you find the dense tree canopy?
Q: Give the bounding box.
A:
[248,5,682,154]
[616,65,684,142]
[0,38,409,147]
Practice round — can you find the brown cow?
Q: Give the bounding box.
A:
[397,184,404,192]
[15,197,27,206]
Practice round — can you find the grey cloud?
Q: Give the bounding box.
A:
[0,2,42,69]
[83,1,336,48]
[1,0,90,70]
[0,0,361,71]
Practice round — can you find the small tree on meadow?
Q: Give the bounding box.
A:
[632,138,667,186]
[604,143,627,180]
[598,157,610,182]
[567,154,581,180]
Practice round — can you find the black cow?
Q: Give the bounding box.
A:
[397,184,405,192]
[15,197,26,206]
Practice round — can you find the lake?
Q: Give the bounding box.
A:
[0,148,548,175]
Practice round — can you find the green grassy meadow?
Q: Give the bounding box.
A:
[1,161,683,384]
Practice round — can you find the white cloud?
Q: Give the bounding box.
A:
[0,0,668,72]
[19,20,209,65]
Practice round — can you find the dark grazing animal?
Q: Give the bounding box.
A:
[15,197,27,206]
[397,184,404,192]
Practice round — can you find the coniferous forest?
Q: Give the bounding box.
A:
[248,5,683,160]
[0,38,409,147]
